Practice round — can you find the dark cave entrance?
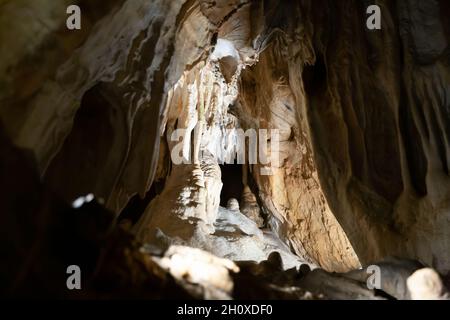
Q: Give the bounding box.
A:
[44,83,127,204]
[219,164,244,207]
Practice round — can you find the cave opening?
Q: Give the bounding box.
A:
[44,83,123,203]
[219,164,244,207]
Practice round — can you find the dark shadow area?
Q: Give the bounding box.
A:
[302,53,327,97]
[119,179,165,224]
[44,83,127,203]
[398,94,428,197]
[219,164,244,207]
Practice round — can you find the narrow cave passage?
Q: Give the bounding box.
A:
[219,164,244,207]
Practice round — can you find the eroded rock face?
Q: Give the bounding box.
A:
[0,0,449,278]
[237,43,360,272]
[299,0,450,272]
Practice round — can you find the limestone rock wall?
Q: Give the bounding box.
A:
[237,44,360,272]
[300,0,450,272]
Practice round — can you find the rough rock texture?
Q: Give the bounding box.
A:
[407,268,449,300]
[0,0,449,281]
[0,124,192,299]
[226,198,240,211]
[0,124,308,299]
[0,121,448,300]
[0,123,328,299]
[134,179,305,269]
[301,0,450,273]
[237,41,360,272]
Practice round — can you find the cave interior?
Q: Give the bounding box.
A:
[0,0,449,300]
